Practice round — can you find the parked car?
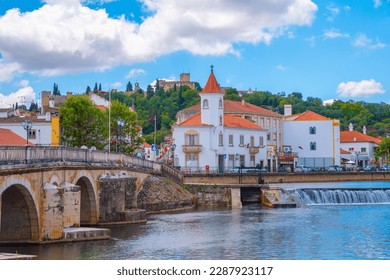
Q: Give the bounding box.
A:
[363,166,377,172]
[295,165,311,173]
[328,165,343,172]
[377,166,389,171]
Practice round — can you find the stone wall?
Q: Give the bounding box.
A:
[184,185,231,207]
[62,183,80,227]
[42,183,64,240]
[98,175,146,224]
[183,171,390,185]
[138,176,195,213]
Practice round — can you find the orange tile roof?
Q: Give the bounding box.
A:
[0,128,33,145]
[224,100,281,116]
[224,115,261,129]
[178,113,261,129]
[97,105,108,111]
[177,113,210,127]
[340,148,351,154]
[182,100,281,116]
[200,68,224,94]
[293,110,329,121]
[143,142,151,148]
[340,131,381,145]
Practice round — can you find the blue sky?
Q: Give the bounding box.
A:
[0,0,389,108]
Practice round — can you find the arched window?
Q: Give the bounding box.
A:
[219,115,223,126]
[203,99,209,109]
[219,98,223,109]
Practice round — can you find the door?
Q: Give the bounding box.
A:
[218,155,224,173]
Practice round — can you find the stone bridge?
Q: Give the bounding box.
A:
[0,146,163,244]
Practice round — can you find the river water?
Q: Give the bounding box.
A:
[3,181,390,260]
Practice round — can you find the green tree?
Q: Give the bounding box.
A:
[375,138,390,164]
[93,82,98,93]
[85,85,91,94]
[126,81,133,92]
[225,88,241,101]
[108,100,143,154]
[53,83,60,96]
[60,95,107,149]
[98,83,102,92]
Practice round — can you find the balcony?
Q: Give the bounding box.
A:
[182,145,202,153]
[249,146,260,154]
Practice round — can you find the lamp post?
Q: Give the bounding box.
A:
[21,119,33,145]
[117,118,124,153]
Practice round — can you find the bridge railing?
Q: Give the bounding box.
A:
[0,146,161,172]
[161,164,183,184]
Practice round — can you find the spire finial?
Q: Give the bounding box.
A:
[210,65,214,73]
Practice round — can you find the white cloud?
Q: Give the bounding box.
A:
[126,68,147,78]
[353,34,386,49]
[337,79,385,98]
[324,29,349,39]
[0,0,317,80]
[323,99,337,106]
[326,4,340,21]
[276,64,287,71]
[0,61,21,82]
[374,0,382,8]
[305,36,316,47]
[0,84,36,108]
[111,81,122,88]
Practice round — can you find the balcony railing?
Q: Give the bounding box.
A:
[182,145,202,153]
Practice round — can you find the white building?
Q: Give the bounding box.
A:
[172,67,268,172]
[176,99,283,171]
[283,105,340,169]
[0,113,53,146]
[340,124,381,168]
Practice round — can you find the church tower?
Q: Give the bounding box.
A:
[199,65,224,127]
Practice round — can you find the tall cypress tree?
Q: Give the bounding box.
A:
[126,81,133,92]
[93,82,98,93]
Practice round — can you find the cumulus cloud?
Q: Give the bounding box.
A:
[353,34,386,49]
[0,0,317,80]
[0,61,21,82]
[126,68,147,78]
[337,79,385,98]
[323,29,349,39]
[374,0,382,8]
[276,64,287,71]
[326,4,340,21]
[0,82,36,108]
[111,81,122,89]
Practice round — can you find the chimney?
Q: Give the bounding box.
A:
[241,100,246,106]
[349,123,353,131]
[363,126,367,135]
[284,104,292,116]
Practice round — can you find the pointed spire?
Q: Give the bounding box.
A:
[200,65,223,94]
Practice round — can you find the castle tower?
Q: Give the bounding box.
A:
[199,65,224,127]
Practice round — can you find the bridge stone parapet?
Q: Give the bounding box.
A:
[0,154,157,243]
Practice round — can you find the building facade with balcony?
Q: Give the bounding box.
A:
[340,124,381,168]
[283,105,341,169]
[172,67,268,172]
[175,89,283,172]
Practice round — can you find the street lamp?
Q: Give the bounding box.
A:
[117,118,124,153]
[21,119,33,145]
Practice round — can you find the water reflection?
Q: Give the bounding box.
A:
[2,203,390,260]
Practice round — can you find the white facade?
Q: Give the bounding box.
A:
[172,69,268,172]
[340,128,380,168]
[173,124,267,171]
[283,110,340,169]
[88,93,110,107]
[0,116,53,146]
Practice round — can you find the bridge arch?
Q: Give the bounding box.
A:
[0,184,39,242]
[75,175,98,225]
